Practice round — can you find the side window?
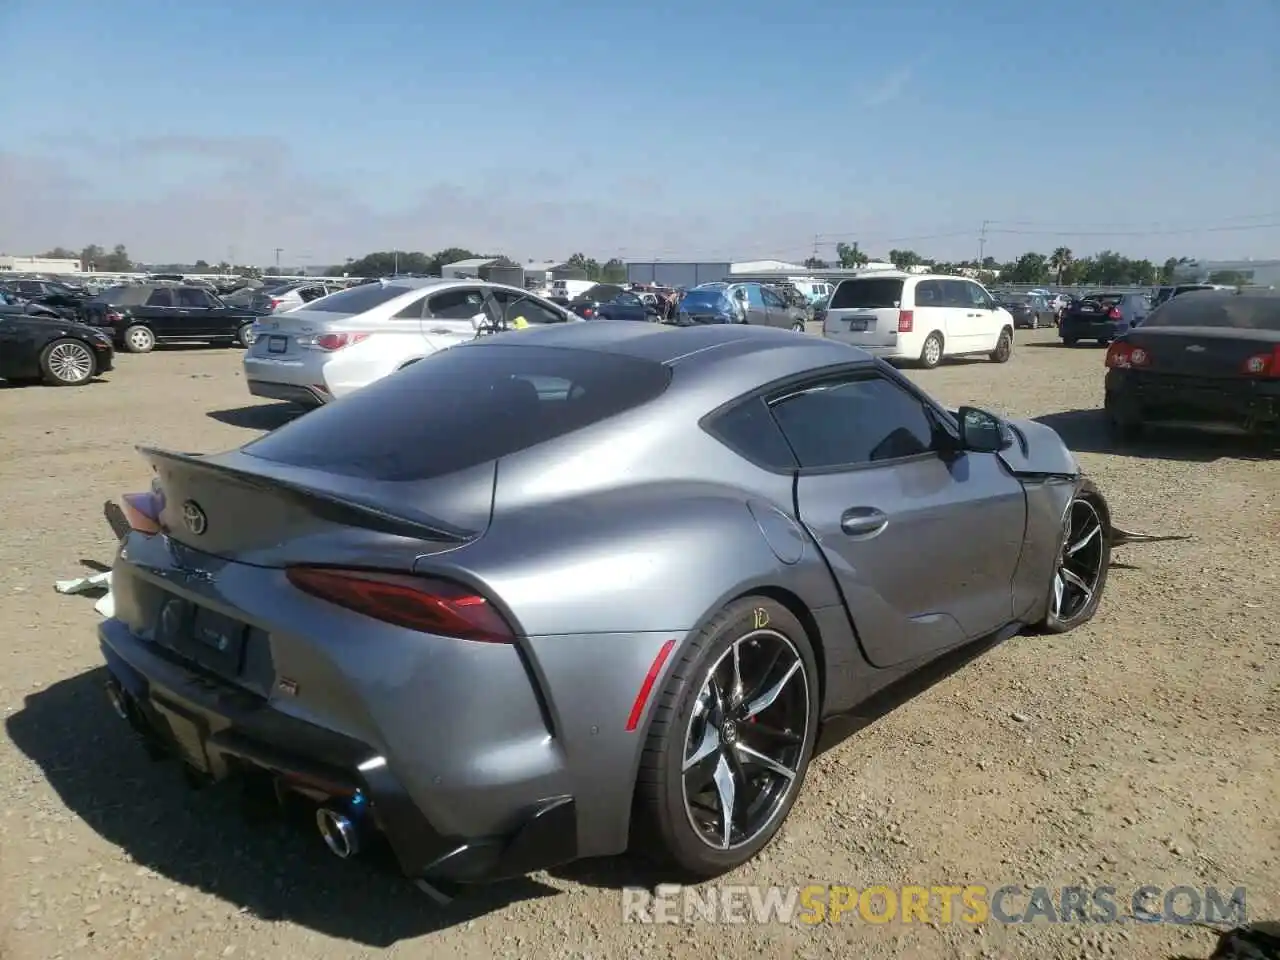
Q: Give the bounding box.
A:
[493,291,566,326]
[745,284,765,307]
[761,287,785,308]
[968,283,996,309]
[705,396,798,470]
[937,280,969,308]
[426,288,486,320]
[146,288,174,307]
[392,295,426,319]
[769,375,936,468]
[299,285,325,303]
[176,288,209,308]
[616,292,642,306]
[913,279,942,307]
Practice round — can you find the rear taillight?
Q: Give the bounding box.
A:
[1242,346,1280,377]
[897,309,914,333]
[583,307,595,318]
[1107,307,1123,320]
[1105,342,1150,369]
[285,567,515,642]
[268,298,283,309]
[104,310,124,323]
[303,332,370,351]
[120,487,164,535]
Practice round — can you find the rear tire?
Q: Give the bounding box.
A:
[122,324,155,354]
[633,596,819,877]
[989,327,1013,363]
[1034,481,1111,634]
[791,321,806,333]
[918,331,944,369]
[236,321,256,348]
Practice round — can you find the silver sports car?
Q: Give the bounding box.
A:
[98,321,1115,897]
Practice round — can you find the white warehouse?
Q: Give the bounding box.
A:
[0,255,83,275]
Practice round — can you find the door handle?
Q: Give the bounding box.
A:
[967,312,981,317]
[428,327,453,335]
[840,507,888,537]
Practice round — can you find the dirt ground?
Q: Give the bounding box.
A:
[0,328,1275,960]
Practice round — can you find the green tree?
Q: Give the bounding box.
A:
[97,244,132,272]
[600,258,627,283]
[835,242,867,268]
[40,246,78,260]
[1003,252,1049,284]
[1208,269,1249,285]
[803,257,828,269]
[887,249,921,269]
[1049,246,1073,285]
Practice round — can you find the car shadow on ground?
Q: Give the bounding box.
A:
[5,668,558,945]
[206,403,304,431]
[552,630,1007,892]
[1034,409,1275,462]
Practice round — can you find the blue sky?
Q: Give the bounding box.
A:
[1,0,1277,267]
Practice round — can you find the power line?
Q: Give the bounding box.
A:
[990,211,1280,229]
[988,222,1280,238]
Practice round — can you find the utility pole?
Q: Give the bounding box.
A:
[274,247,283,270]
[977,221,989,264]
[811,234,820,262]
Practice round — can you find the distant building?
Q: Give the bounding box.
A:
[729,259,807,274]
[440,258,502,279]
[521,260,583,287]
[0,255,82,275]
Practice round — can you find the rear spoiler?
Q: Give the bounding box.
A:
[137,446,472,544]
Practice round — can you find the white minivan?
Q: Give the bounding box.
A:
[823,273,1014,368]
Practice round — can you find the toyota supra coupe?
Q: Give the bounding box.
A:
[98,321,1120,898]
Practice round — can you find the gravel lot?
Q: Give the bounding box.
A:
[1,328,1276,960]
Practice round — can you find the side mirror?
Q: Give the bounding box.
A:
[735,289,747,300]
[956,406,1011,452]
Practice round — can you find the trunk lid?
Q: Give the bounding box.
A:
[823,277,904,348]
[141,446,495,568]
[1123,326,1280,378]
[246,309,352,360]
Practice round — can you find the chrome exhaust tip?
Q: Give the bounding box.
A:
[105,680,129,720]
[316,805,360,859]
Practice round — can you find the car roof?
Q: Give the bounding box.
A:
[467,318,871,369]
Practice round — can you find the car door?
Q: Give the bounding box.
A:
[909,279,952,349]
[420,286,491,352]
[140,287,179,337]
[759,285,791,328]
[965,281,1005,350]
[771,367,1026,666]
[173,286,219,336]
[0,316,39,378]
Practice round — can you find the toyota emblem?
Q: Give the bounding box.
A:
[181,500,208,536]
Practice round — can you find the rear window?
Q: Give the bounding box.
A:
[681,289,729,309]
[1143,294,1280,331]
[303,283,420,314]
[829,278,904,310]
[577,283,622,302]
[243,344,672,481]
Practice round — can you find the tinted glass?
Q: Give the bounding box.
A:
[93,285,145,305]
[305,283,421,314]
[1143,294,1280,331]
[490,290,566,325]
[427,288,486,320]
[578,284,623,302]
[1001,293,1031,303]
[829,278,904,310]
[770,376,935,467]
[681,290,730,310]
[243,345,671,481]
[706,397,798,470]
[177,287,210,308]
[914,280,943,306]
[146,288,174,307]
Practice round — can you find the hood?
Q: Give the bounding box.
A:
[998,417,1081,477]
[1,312,110,338]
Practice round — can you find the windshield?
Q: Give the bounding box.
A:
[1144,293,1280,331]
[244,344,672,481]
[1000,294,1031,304]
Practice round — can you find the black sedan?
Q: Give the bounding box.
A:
[80,283,260,352]
[997,293,1055,329]
[1105,289,1280,440]
[0,308,115,387]
[567,284,653,322]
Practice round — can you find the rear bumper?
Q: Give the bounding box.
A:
[247,379,329,406]
[1061,319,1127,340]
[98,618,579,883]
[1105,369,1280,433]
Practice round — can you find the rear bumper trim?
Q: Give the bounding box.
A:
[246,379,327,406]
[99,621,578,883]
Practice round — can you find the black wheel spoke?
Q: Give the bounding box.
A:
[681,628,811,851]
